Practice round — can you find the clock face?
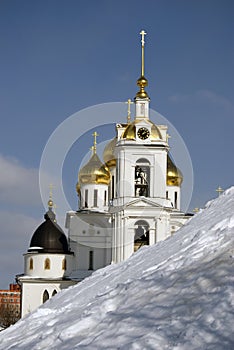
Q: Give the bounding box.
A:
[137,127,150,140]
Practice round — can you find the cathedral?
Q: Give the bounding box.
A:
[17,31,191,317]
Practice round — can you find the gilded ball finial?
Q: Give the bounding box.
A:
[48,199,54,208]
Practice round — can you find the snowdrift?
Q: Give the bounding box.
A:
[0,188,234,350]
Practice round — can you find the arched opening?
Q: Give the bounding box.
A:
[62,258,67,270]
[89,251,94,270]
[42,290,49,303]
[29,258,33,270]
[52,290,57,297]
[134,220,150,252]
[135,159,150,197]
[44,258,51,270]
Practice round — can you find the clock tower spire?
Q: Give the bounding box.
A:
[135,30,149,100]
[135,30,150,120]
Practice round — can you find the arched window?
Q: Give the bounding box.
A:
[42,290,49,303]
[44,258,51,270]
[135,159,150,197]
[52,290,57,297]
[84,189,88,208]
[89,251,94,270]
[134,220,150,252]
[62,258,67,270]
[93,189,98,207]
[29,258,33,270]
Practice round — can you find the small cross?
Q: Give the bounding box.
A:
[216,186,224,196]
[166,133,171,143]
[125,98,133,123]
[140,30,147,47]
[193,207,199,213]
[49,183,54,200]
[92,131,99,153]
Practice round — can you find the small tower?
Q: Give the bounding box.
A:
[17,196,75,318]
[166,153,183,210]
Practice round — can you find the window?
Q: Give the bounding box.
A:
[52,290,57,297]
[93,189,98,207]
[134,220,149,252]
[29,258,33,270]
[42,290,49,303]
[104,190,107,206]
[89,251,94,270]
[166,191,168,199]
[85,189,88,208]
[44,258,51,270]
[62,258,67,270]
[111,175,115,198]
[174,191,178,209]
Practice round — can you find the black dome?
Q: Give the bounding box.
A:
[29,209,69,254]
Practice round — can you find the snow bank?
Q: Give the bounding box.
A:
[0,188,233,349]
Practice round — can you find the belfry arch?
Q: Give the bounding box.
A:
[135,158,150,197]
[134,220,150,252]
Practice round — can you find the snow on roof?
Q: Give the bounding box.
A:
[0,187,234,349]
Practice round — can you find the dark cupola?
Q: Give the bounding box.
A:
[28,199,70,254]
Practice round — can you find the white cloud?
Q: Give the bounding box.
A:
[0,211,41,288]
[0,154,41,206]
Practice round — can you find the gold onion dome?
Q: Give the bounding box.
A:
[103,137,117,168]
[122,120,162,141]
[167,154,183,187]
[77,153,111,189]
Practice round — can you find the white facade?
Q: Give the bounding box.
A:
[19,250,75,317]
[20,278,75,317]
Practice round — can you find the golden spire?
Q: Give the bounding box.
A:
[92,131,99,154]
[47,184,56,221]
[216,186,224,196]
[126,99,133,123]
[140,30,146,76]
[136,30,149,99]
[48,183,54,209]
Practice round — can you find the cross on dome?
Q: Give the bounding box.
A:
[92,131,99,154]
[140,30,147,46]
[125,99,133,123]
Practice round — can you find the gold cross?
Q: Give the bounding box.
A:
[92,131,99,153]
[216,186,224,196]
[125,99,133,123]
[193,207,199,213]
[140,30,147,47]
[49,183,54,199]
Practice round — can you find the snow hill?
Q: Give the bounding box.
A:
[1,188,234,350]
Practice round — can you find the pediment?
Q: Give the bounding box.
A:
[125,197,162,208]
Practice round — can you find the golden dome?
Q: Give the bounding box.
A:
[103,137,117,168]
[167,154,183,187]
[122,120,162,141]
[78,153,111,187]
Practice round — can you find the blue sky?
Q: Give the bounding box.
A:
[0,0,233,288]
